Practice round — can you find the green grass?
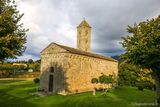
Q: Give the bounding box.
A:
[0,80,157,107]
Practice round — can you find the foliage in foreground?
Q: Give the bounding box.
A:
[33,77,40,83]
[121,15,160,104]
[118,61,155,90]
[0,0,28,61]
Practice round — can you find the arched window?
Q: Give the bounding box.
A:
[50,67,54,73]
[85,30,88,35]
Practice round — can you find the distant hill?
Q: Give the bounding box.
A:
[111,55,123,63]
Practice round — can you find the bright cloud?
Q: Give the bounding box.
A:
[14,0,160,61]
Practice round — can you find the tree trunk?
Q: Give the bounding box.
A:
[93,88,96,96]
[153,71,160,106]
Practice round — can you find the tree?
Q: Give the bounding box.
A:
[99,74,114,91]
[91,78,98,95]
[119,61,155,89]
[121,15,160,105]
[118,61,138,86]
[107,75,114,87]
[0,0,28,62]
[91,78,98,84]
[28,59,34,64]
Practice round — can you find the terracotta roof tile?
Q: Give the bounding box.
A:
[54,43,117,62]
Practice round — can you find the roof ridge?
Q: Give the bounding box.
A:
[77,20,91,28]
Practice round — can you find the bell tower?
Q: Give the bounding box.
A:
[77,20,91,52]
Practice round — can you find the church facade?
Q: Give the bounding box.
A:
[40,20,118,95]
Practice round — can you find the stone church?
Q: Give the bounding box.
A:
[40,20,118,95]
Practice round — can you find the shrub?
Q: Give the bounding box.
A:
[138,85,144,91]
[145,83,156,90]
[28,59,34,63]
[107,89,112,93]
[91,78,98,84]
[33,78,40,83]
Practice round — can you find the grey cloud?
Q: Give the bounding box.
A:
[16,0,160,60]
[68,0,160,54]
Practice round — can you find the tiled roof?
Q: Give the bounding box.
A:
[54,43,117,62]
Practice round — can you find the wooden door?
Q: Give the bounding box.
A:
[48,75,54,92]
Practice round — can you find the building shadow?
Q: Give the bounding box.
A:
[40,62,69,95]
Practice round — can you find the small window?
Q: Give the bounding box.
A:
[85,30,88,34]
[85,40,88,44]
[50,67,54,73]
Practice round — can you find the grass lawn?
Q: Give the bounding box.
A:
[0,80,157,107]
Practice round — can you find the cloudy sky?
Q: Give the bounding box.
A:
[15,0,160,61]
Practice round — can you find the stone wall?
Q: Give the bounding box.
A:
[40,52,118,95]
[65,53,118,94]
[40,53,68,94]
